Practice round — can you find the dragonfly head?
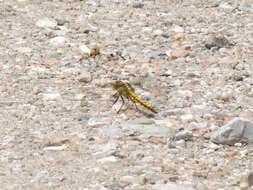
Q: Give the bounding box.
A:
[111,80,125,90]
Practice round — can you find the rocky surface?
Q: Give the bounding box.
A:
[0,0,252,189]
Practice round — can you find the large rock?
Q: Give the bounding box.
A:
[120,118,174,139]
[211,118,253,145]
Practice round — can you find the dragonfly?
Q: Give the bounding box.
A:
[112,80,158,114]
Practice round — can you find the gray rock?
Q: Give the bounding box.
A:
[239,2,253,13]
[211,118,253,145]
[174,130,193,141]
[121,119,174,138]
[205,36,233,49]
[98,125,124,139]
[35,16,57,28]
[149,183,196,190]
[132,2,144,8]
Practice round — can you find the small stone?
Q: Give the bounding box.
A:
[205,36,232,49]
[153,29,163,36]
[208,143,220,150]
[175,139,186,147]
[35,16,57,28]
[49,36,67,46]
[180,114,194,122]
[163,69,172,76]
[142,27,153,34]
[234,142,242,147]
[79,44,91,55]
[56,18,67,26]
[173,25,184,33]
[77,70,92,83]
[166,48,189,59]
[175,130,193,141]
[42,92,61,100]
[97,156,118,163]
[219,2,233,9]
[120,175,142,185]
[133,2,144,8]
[43,145,67,151]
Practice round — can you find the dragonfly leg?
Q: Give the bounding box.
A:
[117,96,125,114]
[112,94,119,105]
[129,96,139,111]
[112,92,118,97]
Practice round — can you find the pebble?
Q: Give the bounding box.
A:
[153,29,163,36]
[97,156,118,163]
[79,44,91,55]
[166,48,189,59]
[35,16,57,28]
[173,25,185,33]
[175,139,186,147]
[77,70,92,83]
[219,2,233,9]
[42,92,61,101]
[43,145,67,151]
[180,114,194,122]
[132,2,144,8]
[205,35,232,49]
[49,36,68,46]
[175,130,193,141]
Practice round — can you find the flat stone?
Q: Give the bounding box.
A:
[121,119,174,138]
[98,125,124,139]
[149,183,196,190]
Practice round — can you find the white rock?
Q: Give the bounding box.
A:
[219,2,233,9]
[49,36,67,46]
[153,29,163,36]
[35,16,57,28]
[97,156,118,163]
[44,145,66,151]
[79,44,91,55]
[180,114,194,122]
[43,92,61,100]
[173,25,184,33]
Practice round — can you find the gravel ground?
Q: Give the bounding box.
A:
[0,0,253,189]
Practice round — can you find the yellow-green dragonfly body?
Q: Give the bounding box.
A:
[112,80,157,114]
